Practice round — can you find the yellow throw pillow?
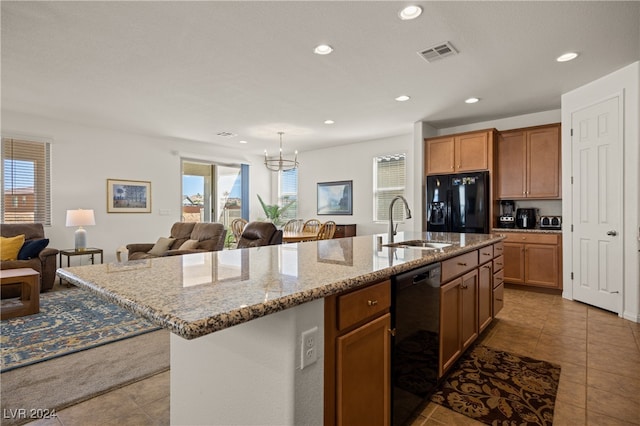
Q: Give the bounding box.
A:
[1,234,26,261]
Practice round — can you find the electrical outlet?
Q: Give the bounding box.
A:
[301,326,318,369]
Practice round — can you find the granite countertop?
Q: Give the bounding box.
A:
[57,231,504,340]
[492,227,562,234]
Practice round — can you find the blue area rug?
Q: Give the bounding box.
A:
[0,287,160,372]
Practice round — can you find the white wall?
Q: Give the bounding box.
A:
[2,110,272,263]
[296,133,416,237]
[561,61,640,322]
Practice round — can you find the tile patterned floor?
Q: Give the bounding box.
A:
[24,286,640,426]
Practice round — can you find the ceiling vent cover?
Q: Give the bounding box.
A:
[216,131,237,138]
[418,42,458,63]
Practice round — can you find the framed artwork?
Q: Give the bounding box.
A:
[107,179,151,213]
[317,180,352,215]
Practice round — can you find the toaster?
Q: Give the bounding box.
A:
[540,216,562,230]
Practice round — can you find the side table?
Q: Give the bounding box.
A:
[59,248,104,285]
[1,268,40,319]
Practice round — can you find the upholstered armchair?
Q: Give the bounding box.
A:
[127,222,226,260]
[236,222,283,248]
[1,223,59,298]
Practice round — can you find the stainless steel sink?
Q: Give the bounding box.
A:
[383,240,452,250]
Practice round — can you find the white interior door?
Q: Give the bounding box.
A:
[571,96,623,313]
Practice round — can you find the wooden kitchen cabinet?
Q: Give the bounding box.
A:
[478,261,493,333]
[333,224,356,239]
[501,232,562,289]
[439,269,478,377]
[425,129,495,175]
[497,123,561,199]
[325,280,391,426]
[493,242,505,317]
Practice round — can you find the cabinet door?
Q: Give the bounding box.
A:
[455,132,488,172]
[336,313,390,426]
[439,278,461,377]
[497,131,526,199]
[460,270,478,350]
[524,244,559,288]
[527,126,561,198]
[503,242,525,284]
[478,263,493,333]
[425,137,455,174]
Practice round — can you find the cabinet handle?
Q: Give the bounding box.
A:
[461,283,467,289]
[388,328,396,336]
[457,262,467,266]
[496,298,503,302]
[367,300,378,306]
[482,265,491,269]
[482,252,491,256]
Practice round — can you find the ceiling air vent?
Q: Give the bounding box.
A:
[418,41,458,63]
[216,132,237,138]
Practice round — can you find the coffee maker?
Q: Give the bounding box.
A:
[498,200,516,228]
[516,208,538,229]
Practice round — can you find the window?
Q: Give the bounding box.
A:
[279,168,298,221]
[181,160,248,227]
[373,153,406,222]
[2,138,51,225]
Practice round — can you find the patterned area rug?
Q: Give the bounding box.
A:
[431,345,561,426]
[1,287,159,372]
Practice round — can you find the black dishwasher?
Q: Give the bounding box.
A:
[391,262,441,426]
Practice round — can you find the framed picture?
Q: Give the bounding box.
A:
[107,179,151,213]
[317,180,352,215]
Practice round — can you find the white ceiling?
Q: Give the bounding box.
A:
[2,1,639,155]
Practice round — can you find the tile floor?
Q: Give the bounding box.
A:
[25,286,640,426]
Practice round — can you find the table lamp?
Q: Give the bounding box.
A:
[66,209,96,251]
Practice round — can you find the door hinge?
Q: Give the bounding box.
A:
[571,128,574,136]
[571,224,574,232]
[571,176,574,184]
[571,272,574,280]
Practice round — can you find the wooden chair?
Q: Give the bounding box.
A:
[302,219,321,234]
[230,218,248,242]
[283,219,304,233]
[316,221,336,240]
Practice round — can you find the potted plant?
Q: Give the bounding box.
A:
[257,195,295,227]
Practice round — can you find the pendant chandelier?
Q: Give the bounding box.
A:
[264,132,299,172]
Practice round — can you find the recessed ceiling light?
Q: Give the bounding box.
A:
[465,97,480,104]
[399,5,423,20]
[324,120,335,125]
[556,52,578,62]
[395,95,411,102]
[314,44,333,55]
[239,140,248,144]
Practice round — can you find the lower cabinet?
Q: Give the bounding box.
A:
[478,261,493,333]
[324,280,391,426]
[502,232,562,289]
[439,269,478,377]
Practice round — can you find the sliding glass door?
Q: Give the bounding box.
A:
[181,160,248,227]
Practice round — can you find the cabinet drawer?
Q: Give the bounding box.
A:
[493,255,504,272]
[337,280,390,330]
[493,242,504,256]
[493,283,504,316]
[493,269,504,289]
[501,233,558,245]
[441,250,479,283]
[479,245,494,264]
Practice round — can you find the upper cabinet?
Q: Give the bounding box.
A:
[425,129,496,175]
[497,123,561,199]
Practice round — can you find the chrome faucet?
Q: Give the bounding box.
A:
[388,195,412,243]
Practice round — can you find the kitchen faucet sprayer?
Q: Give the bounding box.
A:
[388,196,412,243]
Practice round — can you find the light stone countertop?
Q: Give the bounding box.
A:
[492,228,562,234]
[57,231,504,340]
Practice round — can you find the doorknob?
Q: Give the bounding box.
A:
[607,230,618,236]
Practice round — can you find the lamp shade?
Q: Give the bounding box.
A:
[66,209,96,227]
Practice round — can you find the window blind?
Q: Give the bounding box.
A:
[279,168,298,221]
[374,153,406,222]
[2,138,52,225]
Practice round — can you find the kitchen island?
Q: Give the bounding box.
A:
[57,231,504,425]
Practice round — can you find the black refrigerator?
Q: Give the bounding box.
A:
[426,171,490,234]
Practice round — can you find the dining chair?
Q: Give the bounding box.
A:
[302,219,321,233]
[283,219,304,233]
[316,221,336,240]
[230,218,248,242]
